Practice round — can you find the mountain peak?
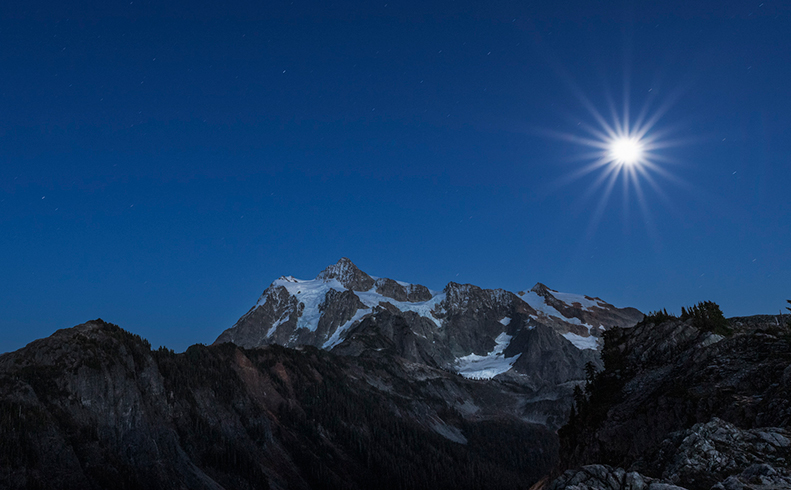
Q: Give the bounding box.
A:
[316,257,375,291]
[530,282,553,296]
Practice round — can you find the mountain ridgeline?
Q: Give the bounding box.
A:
[0,258,642,489]
[215,258,643,427]
[0,320,557,490]
[5,258,788,489]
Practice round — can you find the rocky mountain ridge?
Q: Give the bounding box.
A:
[2,274,788,489]
[216,258,642,377]
[0,319,557,490]
[214,258,644,428]
[543,312,791,489]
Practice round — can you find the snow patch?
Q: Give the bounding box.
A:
[266,314,290,338]
[357,289,446,327]
[270,276,346,332]
[562,332,599,350]
[518,291,567,319]
[259,271,447,342]
[455,333,521,379]
[551,291,602,310]
[323,308,373,349]
[499,317,511,326]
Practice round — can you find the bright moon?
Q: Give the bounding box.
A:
[609,137,644,166]
[543,85,685,237]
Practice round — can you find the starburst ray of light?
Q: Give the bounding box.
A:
[538,80,695,245]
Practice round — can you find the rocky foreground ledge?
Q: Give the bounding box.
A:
[540,313,791,490]
[545,418,791,489]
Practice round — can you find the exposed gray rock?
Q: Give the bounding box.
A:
[522,283,644,336]
[215,259,645,432]
[310,288,366,343]
[508,323,601,388]
[406,283,433,302]
[374,277,433,303]
[435,283,530,357]
[331,309,449,367]
[546,464,687,490]
[649,419,791,489]
[375,277,410,302]
[555,315,791,490]
[215,284,301,348]
[316,256,375,291]
[714,463,791,489]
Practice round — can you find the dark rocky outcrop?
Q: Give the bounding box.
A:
[546,314,791,490]
[546,419,791,490]
[435,283,533,357]
[546,464,686,490]
[649,418,791,489]
[0,319,558,490]
[216,284,302,347]
[331,309,450,367]
[374,278,433,303]
[508,323,601,388]
[311,288,366,341]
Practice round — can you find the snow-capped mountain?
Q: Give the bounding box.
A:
[215,258,642,387]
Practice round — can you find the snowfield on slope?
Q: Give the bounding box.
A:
[455,333,521,379]
[259,275,446,340]
[550,291,607,310]
[253,270,613,353]
[562,332,599,350]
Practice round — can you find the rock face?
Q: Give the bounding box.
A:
[546,420,791,490]
[0,320,558,490]
[216,258,643,360]
[374,277,433,303]
[653,418,791,489]
[315,257,375,291]
[214,258,643,427]
[546,464,687,490]
[547,314,791,490]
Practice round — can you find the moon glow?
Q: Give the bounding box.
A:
[609,137,644,166]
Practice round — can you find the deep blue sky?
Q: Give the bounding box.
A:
[2,0,789,354]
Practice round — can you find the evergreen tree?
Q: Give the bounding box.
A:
[584,361,597,389]
[572,385,586,414]
[682,301,731,336]
[786,300,791,327]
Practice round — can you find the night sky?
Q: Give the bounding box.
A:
[2,1,789,354]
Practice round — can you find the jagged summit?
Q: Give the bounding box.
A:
[315,257,375,291]
[530,282,552,295]
[215,259,643,390]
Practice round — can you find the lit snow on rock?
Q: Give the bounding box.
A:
[323,308,373,349]
[268,276,346,332]
[517,291,590,326]
[257,273,446,343]
[455,333,521,379]
[562,332,599,350]
[551,291,607,310]
[266,314,290,338]
[356,287,446,328]
[518,291,568,319]
[252,267,613,353]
